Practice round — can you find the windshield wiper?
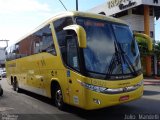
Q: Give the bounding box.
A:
[106,41,138,78]
[106,42,122,78]
[117,42,138,76]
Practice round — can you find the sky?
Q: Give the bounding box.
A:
[0,0,160,47]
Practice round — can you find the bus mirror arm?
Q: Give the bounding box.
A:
[63,25,87,48]
[134,33,153,51]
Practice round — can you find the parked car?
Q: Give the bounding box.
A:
[1,71,6,78]
[0,69,6,78]
[0,79,3,96]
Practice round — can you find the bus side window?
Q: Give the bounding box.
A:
[54,17,73,63]
[32,30,43,54]
[41,25,56,55]
[10,45,16,60]
[32,25,56,55]
[15,44,20,58]
[5,48,10,61]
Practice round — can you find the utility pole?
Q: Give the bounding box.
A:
[76,0,78,11]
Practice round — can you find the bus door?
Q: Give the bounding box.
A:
[66,35,82,106]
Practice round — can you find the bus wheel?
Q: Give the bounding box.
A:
[0,89,3,96]
[55,85,65,110]
[13,80,21,93]
[13,80,17,91]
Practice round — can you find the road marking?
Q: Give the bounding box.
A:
[0,107,14,112]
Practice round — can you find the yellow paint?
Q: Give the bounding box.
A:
[5,11,143,110]
[63,25,87,48]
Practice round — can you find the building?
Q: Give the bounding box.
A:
[0,40,9,68]
[89,0,160,38]
[89,0,160,76]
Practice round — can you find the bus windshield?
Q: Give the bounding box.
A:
[76,17,141,79]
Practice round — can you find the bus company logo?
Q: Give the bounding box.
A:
[107,0,136,10]
[123,87,128,92]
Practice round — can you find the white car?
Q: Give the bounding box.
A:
[0,69,6,78]
[1,71,6,78]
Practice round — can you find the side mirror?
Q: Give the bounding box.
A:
[134,33,152,51]
[63,25,87,48]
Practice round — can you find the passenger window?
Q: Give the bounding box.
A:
[54,17,73,62]
[33,25,56,55]
[34,42,40,54]
[41,26,56,55]
[5,25,57,61]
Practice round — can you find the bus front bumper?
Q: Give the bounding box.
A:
[83,85,143,110]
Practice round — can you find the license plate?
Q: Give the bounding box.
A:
[119,95,129,101]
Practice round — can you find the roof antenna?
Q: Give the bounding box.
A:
[58,0,67,11]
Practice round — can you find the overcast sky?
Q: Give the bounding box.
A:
[0,0,160,47]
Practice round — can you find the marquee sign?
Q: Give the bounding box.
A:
[107,0,137,10]
[88,0,160,16]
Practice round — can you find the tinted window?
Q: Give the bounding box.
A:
[32,25,56,55]
[76,18,115,74]
[6,25,56,61]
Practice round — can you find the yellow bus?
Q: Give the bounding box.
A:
[6,11,144,110]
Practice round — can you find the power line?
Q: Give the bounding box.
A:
[58,0,67,11]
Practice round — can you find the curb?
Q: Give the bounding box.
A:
[144,81,160,85]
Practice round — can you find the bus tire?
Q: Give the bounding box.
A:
[0,89,3,96]
[13,79,21,93]
[54,85,65,110]
[13,79,17,91]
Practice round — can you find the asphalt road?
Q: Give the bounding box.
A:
[0,78,160,120]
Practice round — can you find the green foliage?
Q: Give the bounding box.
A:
[136,36,160,59]
[154,41,160,59]
[136,36,153,56]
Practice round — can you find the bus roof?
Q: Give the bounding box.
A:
[14,11,127,45]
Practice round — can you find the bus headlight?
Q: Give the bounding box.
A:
[77,80,107,93]
[134,80,143,87]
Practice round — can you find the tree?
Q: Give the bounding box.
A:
[136,36,153,56]
[154,41,160,59]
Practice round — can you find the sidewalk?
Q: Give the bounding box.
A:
[144,78,160,85]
